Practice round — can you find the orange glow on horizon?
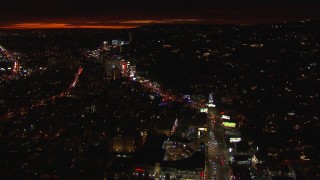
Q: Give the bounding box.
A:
[120,19,203,24]
[0,23,138,29]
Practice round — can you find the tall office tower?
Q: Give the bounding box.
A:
[99,41,110,63]
[209,93,214,104]
[128,32,133,43]
[102,41,109,51]
[120,60,128,77]
[129,64,136,80]
[105,56,121,80]
[111,65,121,80]
[207,93,216,107]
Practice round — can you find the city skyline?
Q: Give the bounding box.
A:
[1,17,319,179]
[1,0,320,29]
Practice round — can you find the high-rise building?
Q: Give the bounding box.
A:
[120,60,129,77]
[104,56,121,80]
[102,41,109,51]
[129,64,136,80]
[128,32,133,43]
[207,93,216,107]
[99,41,110,63]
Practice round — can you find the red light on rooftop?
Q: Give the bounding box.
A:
[135,168,144,172]
[221,112,225,115]
[200,171,204,178]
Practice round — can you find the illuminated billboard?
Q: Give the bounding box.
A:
[198,127,207,131]
[200,108,208,113]
[222,115,230,120]
[230,137,241,143]
[207,103,216,107]
[197,127,207,138]
[222,122,236,128]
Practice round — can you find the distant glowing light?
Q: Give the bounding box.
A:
[135,168,144,172]
[120,19,203,24]
[0,23,138,29]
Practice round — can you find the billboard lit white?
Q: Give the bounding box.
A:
[222,115,230,120]
[230,137,241,143]
[200,108,208,113]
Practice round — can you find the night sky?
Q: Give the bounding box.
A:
[1,0,320,29]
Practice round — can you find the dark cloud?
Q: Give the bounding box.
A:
[0,0,320,28]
